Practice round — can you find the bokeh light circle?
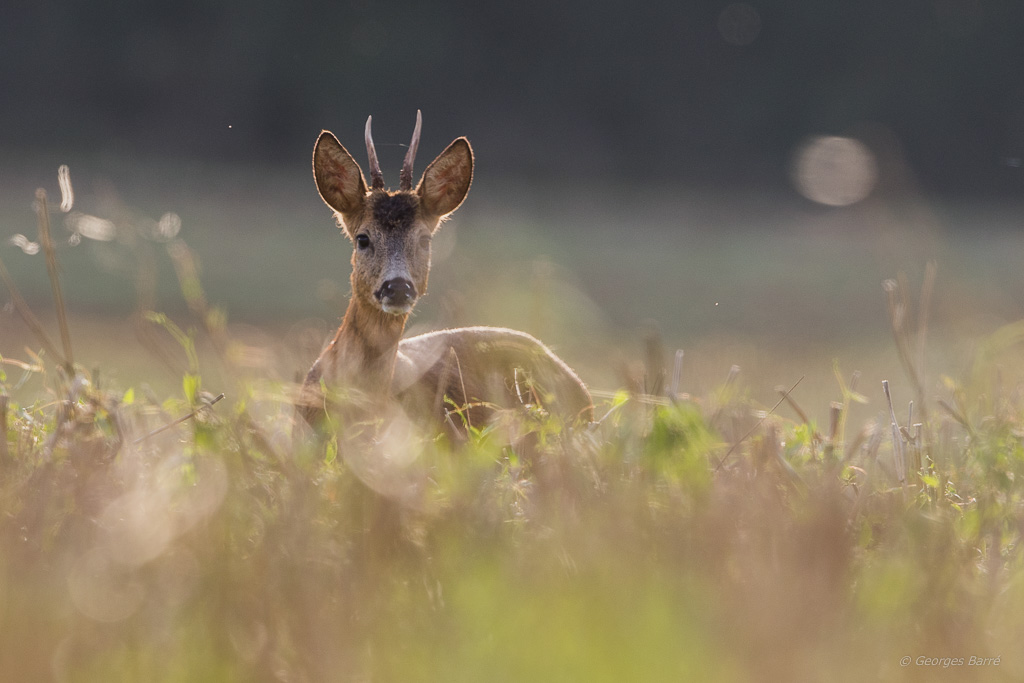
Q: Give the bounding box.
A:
[792,136,877,206]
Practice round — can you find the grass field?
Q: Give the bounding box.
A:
[2,159,1024,681]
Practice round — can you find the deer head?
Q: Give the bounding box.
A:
[312,111,473,316]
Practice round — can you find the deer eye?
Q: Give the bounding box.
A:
[355,234,371,250]
[418,234,431,250]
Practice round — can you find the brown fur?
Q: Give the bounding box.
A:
[300,117,593,435]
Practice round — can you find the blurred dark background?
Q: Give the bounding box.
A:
[4,0,1024,196]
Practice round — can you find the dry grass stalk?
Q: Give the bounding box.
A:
[0,395,8,462]
[835,421,872,472]
[131,393,225,445]
[433,347,458,420]
[848,423,884,519]
[35,189,74,373]
[822,401,842,461]
[166,239,231,358]
[937,398,973,435]
[710,364,741,428]
[0,254,65,366]
[882,379,907,489]
[716,375,803,471]
[643,325,666,397]
[777,383,812,426]
[669,349,684,402]
[828,401,842,443]
[916,261,936,385]
[453,350,471,430]
[882,266,936,459]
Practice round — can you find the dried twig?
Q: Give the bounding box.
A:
[132,393,225,445]
[715,375,804,471]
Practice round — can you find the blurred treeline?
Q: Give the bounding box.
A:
[3,1,1024,195]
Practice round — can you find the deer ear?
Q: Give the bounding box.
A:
[313,131,367,224]
[417,137,473,223]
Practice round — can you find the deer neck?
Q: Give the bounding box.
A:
[327,296,407,395]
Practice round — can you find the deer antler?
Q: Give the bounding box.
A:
[365,115,385,190]
[400,110,423,191]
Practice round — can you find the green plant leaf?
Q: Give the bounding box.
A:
[183,373,201,404]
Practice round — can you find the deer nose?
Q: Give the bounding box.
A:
[376,278,417,310]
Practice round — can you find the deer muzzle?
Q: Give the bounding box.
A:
[376,277,417,314]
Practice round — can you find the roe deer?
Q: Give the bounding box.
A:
[299,112,593,436]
